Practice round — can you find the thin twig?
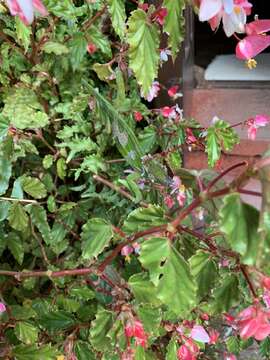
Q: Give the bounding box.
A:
[205,161,247,192]
[240,265,257,298]
[0,197,38,204]
[31,221,50,266]
[93,174,148,208]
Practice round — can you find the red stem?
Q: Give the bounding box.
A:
[205,161,247,192]
[238,189,262,197]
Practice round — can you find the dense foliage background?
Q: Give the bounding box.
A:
[0,0,270,359]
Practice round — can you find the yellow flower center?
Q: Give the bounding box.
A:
[234,6,241,15]
[57,356,65,360]
[246,58,257,70]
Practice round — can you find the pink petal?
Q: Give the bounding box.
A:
[236,35,270,60]
[254,324,270,340]
[6,0,21,15]
[254,114,270,127]
[199,0,222,22]
[246,20,270,35]
[0,302,6,313]
[191,325,210,343]
[33,0,48,16]
[247,125,257,140]
[121,245,133,257]
[239,318,259,339]
[16,0,34,24]
[209,13,222,30]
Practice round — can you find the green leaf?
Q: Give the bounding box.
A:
[220,193,260,265]
[81,218,113,260]
[15,17,31,51]
[28,205,52,244]
[12,345,57,360]
[138,126,157,154]
[74,341,95,360]
[89,308,114,351]
[15,322,39,345]
[138,304,161,335]
[139,237,197,315]
[3,88,49,130]
[128,273,161,305]
[39,311,76,332]
[8,203,29,232]
[69,285,95,300]
[88,26,112,58]
[163,0,185,60]
[22,177,47,199]
[0,158,12,196]
[7,232,24,264]
[57,158,67,180]
[92,63,115,82]
[226,336,240,355]
[11,178,24,199]
[107,0,126,40]
[189,250,218,299]
[42,41,69,55]
[166,338,178,360]
[84,82,143,168]
[212,275,240,313]
[127,9,160,96]
[69,33,88,71]
[0,200,10,221]
[206,119,239,167]
[43,154,54,169]
[123,205,166,234]
[260,337,270,359]
[75,155,107,179]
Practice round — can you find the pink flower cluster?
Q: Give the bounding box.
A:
[6,0,47,25]
[177,323,220,360]
[196,0,270,61]
[125,319,148,348]
[246,114,270,140]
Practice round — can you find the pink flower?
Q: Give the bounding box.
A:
[153,7,168,26]
[177,345,196,360]
[262,276,270,290]
[121,348,135,360]
[209,329,220,344]
[134,111,143,122]
[200,313,209,321]
[0,302,6,313]
[168,85,179,97]
[236,305,270,341]
[121,245,134,257]
[165,195,174,209]
[190,325,210,343]
[125,319,147,348]
[6,0,48,25]
[246,114,270,140]
[161,106,176,119]
[177,191,186,207]
[87,43,97,54]
[198,0,252,37]
[138,3,149,12]
[186,128,197,144]
[236,35,270,60]
[142,81,160,102]
[263,292,270,309]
